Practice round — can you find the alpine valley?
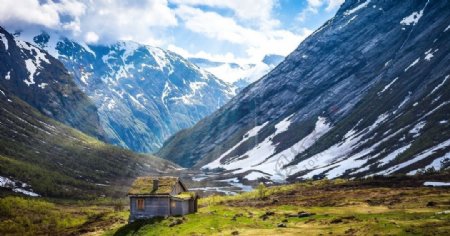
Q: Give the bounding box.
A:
[0,0,450,235]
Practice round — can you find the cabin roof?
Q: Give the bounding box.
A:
[173,192,197,200]
[128,176,185,195]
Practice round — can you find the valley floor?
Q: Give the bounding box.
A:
[1,174,450,236]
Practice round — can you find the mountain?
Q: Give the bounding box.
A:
[0,85,177,198]
[0,28,177,198]
[188,54,284,90]
[22,33,236,153]
[0,27,104,139]
[158,0,450,182]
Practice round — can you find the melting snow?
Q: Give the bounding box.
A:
[378,139,450,175]
[445,25,450,32]
[344,0,371,16]
[430,75,449,95]
[203,115,298,179]
[397,94,410,110]
[38,83,48,89]
[147,46,173,73]
[424,48,437,61]
[203,121,269,170]
[404,58,420,71]
[0,176,39,197]
[0,33,8,50]
[340,15,358,29]
[409,121,426,137]
[379,77,398,94]
[424,182,450,187]
[16,39,50,86]
[400,10,424,26]
[189,81,207,94]
[294,113,390,179]
[244,171,269,181]
[409,152,450,175]
[378,144,412,166]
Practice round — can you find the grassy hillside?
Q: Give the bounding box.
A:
[1,174,449,235]
[0,89,177,199]
[112,174,450,236]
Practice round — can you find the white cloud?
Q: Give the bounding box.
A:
[168,44,241,63]
[0,0,177,45]
[0,0,85,29]
[1,0,319,72]
[78,0,177,44]
[297,0,344,22]
[170,0,279,28]
[84,31,99,43]
[174,5,311,62]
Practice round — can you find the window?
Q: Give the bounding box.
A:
[137,198,145,210]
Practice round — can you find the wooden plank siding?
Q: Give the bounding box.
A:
[130,196,171,220]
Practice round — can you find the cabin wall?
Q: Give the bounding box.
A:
[188,198,198,213]
[170,199,189,216]
[129,196,170,221]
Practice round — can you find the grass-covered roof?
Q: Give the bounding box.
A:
[128,176,180,195]
[173,192,196,200]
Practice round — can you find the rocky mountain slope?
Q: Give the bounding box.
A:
[158,0,450,182]
[16,32,236,153]
[0,27,104,138]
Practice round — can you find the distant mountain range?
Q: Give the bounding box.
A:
[12,30,236,153]
[158,0,450,182]
[188,54,284,89]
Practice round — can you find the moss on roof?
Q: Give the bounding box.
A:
[128,176,179,195]
[174,192,196,200]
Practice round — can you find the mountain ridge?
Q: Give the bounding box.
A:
[158,0,450,182]
[16,31,237,153]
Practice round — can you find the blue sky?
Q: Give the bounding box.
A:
[0,0,343,63]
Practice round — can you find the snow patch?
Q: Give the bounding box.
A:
[404,58,420,72]
[424,48,437,61]
[244,171,269,181]
[378,144,412,166]
[344,0,371,16]
[379,77,398,94]
[16,39,50,86]
[400,10,423,26]
[445,25,450,32]
[0,176,40,197]
[409,121,426,137]
[409,152,449,175]
[430,75,449,95]
[0,33,8,50]
[378,139,450,175]
[5,71,10,80]
[38,83,48,89]
[424,182,450,187]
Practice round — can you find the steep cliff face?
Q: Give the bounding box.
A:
[0,27,104,139]
[158,0,450,181]
[27,35,235,153]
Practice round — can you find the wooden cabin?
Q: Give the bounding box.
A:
[128,176,198,222]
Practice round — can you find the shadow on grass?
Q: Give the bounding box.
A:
[113,217,165,236]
